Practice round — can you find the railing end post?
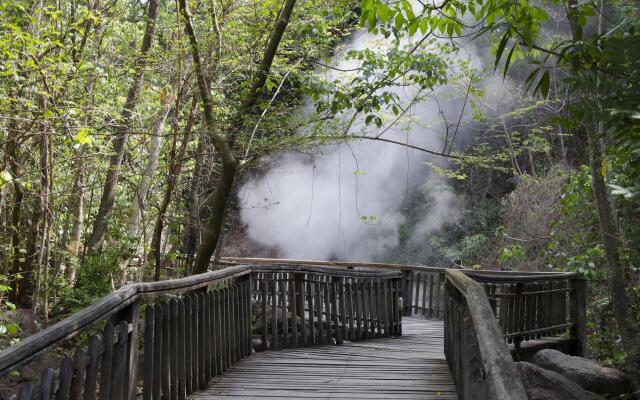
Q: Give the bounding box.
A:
[569,277,587,357]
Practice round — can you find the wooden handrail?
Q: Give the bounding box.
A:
[445,269,528,399]
[1,258,587,400]
[220,257,578,278]
[0,265,252,376]
[1,263,403,400]
[249,263,402,277]
[219,256,448,273]
[220,257,579,322]
[464,270,578,282]
[0,264,399,377]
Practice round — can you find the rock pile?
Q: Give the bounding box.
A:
[517,349,632,399]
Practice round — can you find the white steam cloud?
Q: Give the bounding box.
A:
[239,24,504,262]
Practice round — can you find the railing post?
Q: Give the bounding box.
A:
[237,273,252,356]
[393,277,402,336]
[569,277,587,357]
[294,273,306,347]
[401,269,410,316]
[112,300,141,400]
[331,277,343,345]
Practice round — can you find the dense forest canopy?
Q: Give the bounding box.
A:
[0,0,638,386]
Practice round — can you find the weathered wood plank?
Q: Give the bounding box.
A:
[56,356,73,400]
[112,321,129,400]
[99,323,114,400]
[190,318,454,400]
[184,296,193,394]
[178,299,187,400]
[70,347,86,400]
[84,334,100,400]
[39,368,55,400]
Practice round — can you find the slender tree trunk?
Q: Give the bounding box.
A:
[65,147,85,282]
[127,90,174,237]
[87,0,160,252]
[150,96,197,280]
[7,147,23,279]
[16,131,49,309]
[586,0,640,385]
[180,0,297,274]
[183,135,205,273]
[34,128,52,324]
[587,132,640,385]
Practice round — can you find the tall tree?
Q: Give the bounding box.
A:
[179,0,298,274]
[87,0,160,252]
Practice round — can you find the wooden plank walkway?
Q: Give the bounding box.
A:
[190,318,456,399]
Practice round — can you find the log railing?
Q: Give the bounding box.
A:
[0,264,401,400]
[221,258,447,318]
[222,259,587,400]
[251,266,401,348]
[443,269,587,399]
[464,270,587,356]
[444,269,528,400]
[222,258,587,355]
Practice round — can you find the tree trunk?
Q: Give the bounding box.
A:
[183,134,206,274]
[87,0,160,252]
[150,96,197,280]
[16,131,49,310]
[588,130,640,386]
[180,0,297,274]
[127,90,174,237]
[65,148,85,282]
[7,145,23,279]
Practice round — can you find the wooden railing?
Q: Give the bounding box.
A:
[0,264,401,400]
[223,259,587,354]
[3,257,587,400]
[224,259,587,400]
[221,258,447,318]
[252,266,401,348]
[464,270,587,357]
[444,270,528,400]
[443,269,587,400]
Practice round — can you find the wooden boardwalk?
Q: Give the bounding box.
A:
[190,318,456,399]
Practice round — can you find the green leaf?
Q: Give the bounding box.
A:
[494,32,510,71]
[535,70,550,98]
[6,323,18,335]
[74,128,93,146]
[419,19,428,35]
[265,76,274,91]
[524,67,541,92]
[0,170,12,188]
[394,13,405,30]
[503,43,517,78]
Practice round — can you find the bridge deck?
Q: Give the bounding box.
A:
[190,318,456,399]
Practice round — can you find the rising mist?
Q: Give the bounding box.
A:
[238,25,513,262]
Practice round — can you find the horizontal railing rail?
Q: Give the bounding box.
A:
[0,264,401,400]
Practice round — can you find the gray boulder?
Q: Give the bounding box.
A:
[516,362,595,400]
[531,349,631,397]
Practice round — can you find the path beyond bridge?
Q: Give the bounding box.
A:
[0,258,586,400]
